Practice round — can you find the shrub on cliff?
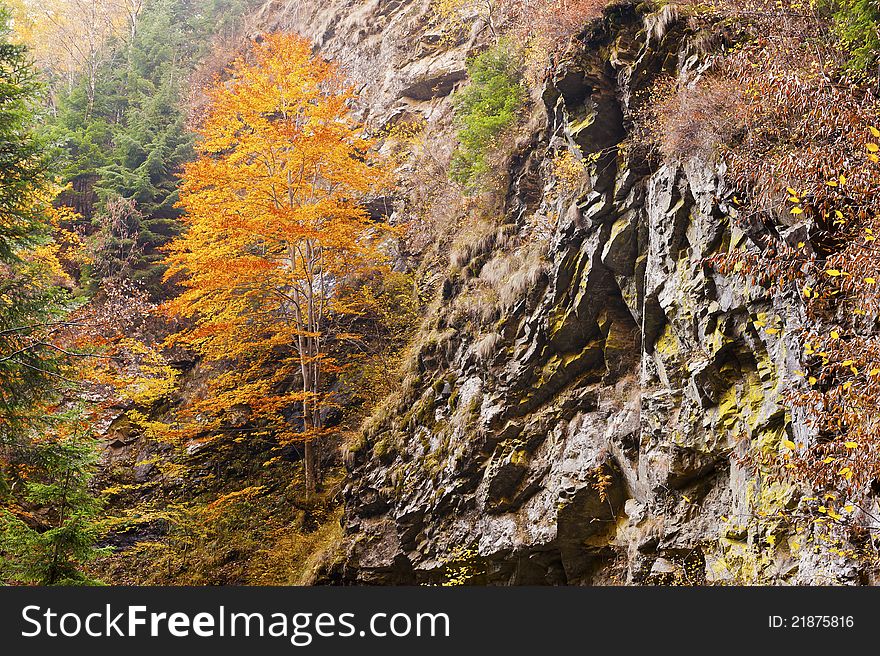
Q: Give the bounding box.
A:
[450,40,526,192]
[823,0,880,72]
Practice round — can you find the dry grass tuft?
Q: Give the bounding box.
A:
[473,331,503,361]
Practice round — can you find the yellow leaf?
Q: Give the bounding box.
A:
[826,180,838,187]
[871,126,880,138]
[868,143,879,152]
[150,32,392,432]
[786,186,798,195]
[870,368,880,376]
[870,153,880,163]
[839,174,847,185]
[790,206,804,214]
[842,360,854,366]
[865,277,876,284]
[844,441,858,449]
[753,320,766,328]
[789,196,800,202]
[826,269,841,276]
[783,439,796,450]
[822,457,834,464]
[808,376,817,385]
[844,505,855,512]
[831,330,840,339]
[765,327,780,335]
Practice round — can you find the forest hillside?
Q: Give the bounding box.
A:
[2,0,880,585]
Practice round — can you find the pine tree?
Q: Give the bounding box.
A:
[0,7,103,586]
[0,417,104,586]
[41,0,262,296]
[0,6,64,441]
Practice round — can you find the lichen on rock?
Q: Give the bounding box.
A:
[265,0,844,585]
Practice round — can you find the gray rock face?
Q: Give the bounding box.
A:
[273,1,848,584]
[255,0,480,126]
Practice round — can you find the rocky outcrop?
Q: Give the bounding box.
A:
[254,0,483,125]
[269,0,852,585]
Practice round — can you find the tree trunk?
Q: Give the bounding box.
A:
[301,352,320,497]
[303,439,316,497]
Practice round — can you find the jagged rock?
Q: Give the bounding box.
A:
[400,69,466,100]
[601,212,638,275]
[266,0,850,585]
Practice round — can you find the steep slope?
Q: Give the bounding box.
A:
[254,0,479,123]
[260,1,854,585]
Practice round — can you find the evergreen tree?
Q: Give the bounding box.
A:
[0,6,103,586]
[46,0,261,296]
[0,5,64,441]
[823,0,880,72]
[0,420,104,586]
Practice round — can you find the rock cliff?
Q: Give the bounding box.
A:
[264,0,848,584]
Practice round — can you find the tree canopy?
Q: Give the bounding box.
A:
[163,33,391,493]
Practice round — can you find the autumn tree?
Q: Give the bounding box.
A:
[10,0,135,112]
[164,33,390,494]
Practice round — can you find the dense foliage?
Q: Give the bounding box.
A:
[0,7,64,445]
[39,0,259,294]
[163,34,392,494]
[824,0,880,72]
[0,6,102,585]
[3,0,880,586]
[0,422,104,585]
[450,40,526,191]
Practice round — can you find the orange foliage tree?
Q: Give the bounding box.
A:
[163,33,390,493]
